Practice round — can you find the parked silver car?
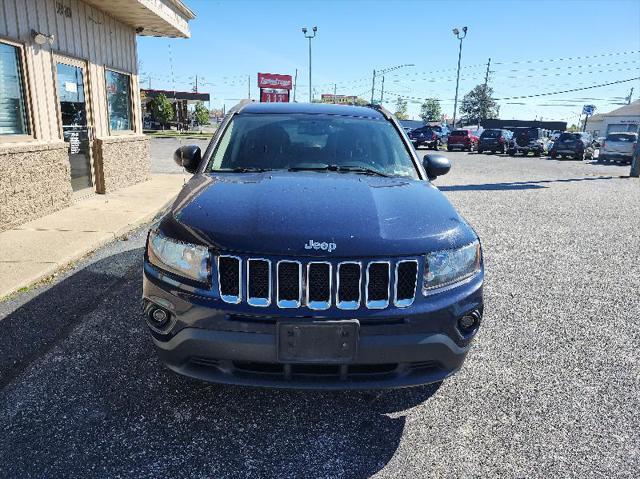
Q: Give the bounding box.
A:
[599,132,638,164]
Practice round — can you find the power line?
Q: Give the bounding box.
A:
[493,77,640,100]
[493,49,640,65]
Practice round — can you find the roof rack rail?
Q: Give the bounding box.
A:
[366,103,394,121]
[229,99,255,115]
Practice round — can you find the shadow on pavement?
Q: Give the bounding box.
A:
[439,175,614,192]
[0,249,439,478]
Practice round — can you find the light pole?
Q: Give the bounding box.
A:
[302,26,317,102]
[370,64,414,105]
[452,26,468,129]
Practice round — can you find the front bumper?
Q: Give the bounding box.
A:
[509,145,543,154]
[143,265,484,390]
[600,152,632,161]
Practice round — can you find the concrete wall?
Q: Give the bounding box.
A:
[0,142,71,232]
[0,0,150,230]
[95,136,150,193]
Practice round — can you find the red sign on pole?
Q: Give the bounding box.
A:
[257,73,293,90]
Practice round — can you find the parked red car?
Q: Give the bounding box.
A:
[447,129,479,152]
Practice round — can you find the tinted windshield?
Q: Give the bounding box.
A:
[450,130,467,136]
[559,133,579,141]
[481,130,501,138]
[207,114,418,179]
[606,133,636,142]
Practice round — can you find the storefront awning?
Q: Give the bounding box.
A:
[83,0,195,38]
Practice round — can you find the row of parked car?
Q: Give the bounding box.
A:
[406,124,637,164]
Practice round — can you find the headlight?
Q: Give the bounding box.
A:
[147,230,210,283]
[423,240,481,293]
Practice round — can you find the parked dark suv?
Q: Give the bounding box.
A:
[143,102,484,389]
[507,127,549,156]
[409,126,439,149]
[549,132,594,161]
[478,129,511,154]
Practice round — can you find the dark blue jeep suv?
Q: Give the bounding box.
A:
[143,102,484,389]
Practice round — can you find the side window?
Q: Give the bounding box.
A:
[105,69,133,132]
[0,41,31,137]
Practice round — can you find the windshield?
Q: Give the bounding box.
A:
[450,130,467,136]
[207,114,419,179]
[606,133,636,142]
[481,130,501,138]
[559,133,579,141]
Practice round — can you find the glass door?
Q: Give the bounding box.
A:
[55,60,93,192]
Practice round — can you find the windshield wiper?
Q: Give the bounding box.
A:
[288,164,390,177]
[338,166,391,177]
[215,166,273,173]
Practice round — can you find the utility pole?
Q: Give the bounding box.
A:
[479,57,491,128]
[627,87,634,105]
[293,68,298,102]
[334,83,337,103]
[371,69,376,104]
[451,26,468,129]
[380,75,385,104]
[247,75,250,99]
[302,26,318,102]
[194,75,198,93]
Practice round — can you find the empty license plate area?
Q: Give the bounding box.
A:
[277,320,359,363]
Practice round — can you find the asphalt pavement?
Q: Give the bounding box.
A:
[0,151,638,478]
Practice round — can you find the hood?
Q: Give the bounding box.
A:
[160,171,476,257]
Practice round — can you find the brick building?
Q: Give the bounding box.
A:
[0,0,195,231]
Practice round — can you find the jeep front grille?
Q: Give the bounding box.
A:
[217,255,419,310]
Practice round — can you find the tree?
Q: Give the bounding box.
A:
[567,124,580,132]
[394,97,409,120]
[149,94,174,128]
[194,101,210,125]
[420,99,442,122]
[459,84,500,124]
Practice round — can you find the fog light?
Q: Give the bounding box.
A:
[458,311,480,333]
[150,306,169,327]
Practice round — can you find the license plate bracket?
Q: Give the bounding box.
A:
[277,320,359,363]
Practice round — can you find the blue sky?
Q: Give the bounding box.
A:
[138,0,640,123]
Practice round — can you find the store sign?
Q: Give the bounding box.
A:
[257,73,292,103]
[260,90,289,103]
[321,94,358,104]
[258,73,292,90]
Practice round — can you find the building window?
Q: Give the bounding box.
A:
[0,41,30,136]
[105,69,132,132]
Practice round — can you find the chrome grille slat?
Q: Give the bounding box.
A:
[336,261,361,310]
[277,260,302,308]
[247,259,271,307]
[394,260,418,307]
[217,256,418,310]
[306,262,332,310]
[218,255,241,304]
[366,261,390,309]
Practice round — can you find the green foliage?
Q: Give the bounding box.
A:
[459,84,500,124]
[194,101,210,125]
[150,94,174,127]
[420,99,442,122]
[394,97,409,120]
[567,124,580,132]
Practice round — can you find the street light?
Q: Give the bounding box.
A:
[371,64,414,104]
[451,26,468,128]
[302,26,317,102]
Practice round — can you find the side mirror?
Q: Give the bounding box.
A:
[173,145,202,174]
[423,154,451,180]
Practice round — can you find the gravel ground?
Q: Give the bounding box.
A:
[0,152,638,478]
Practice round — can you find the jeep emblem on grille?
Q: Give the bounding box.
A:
[304,239,337,253]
